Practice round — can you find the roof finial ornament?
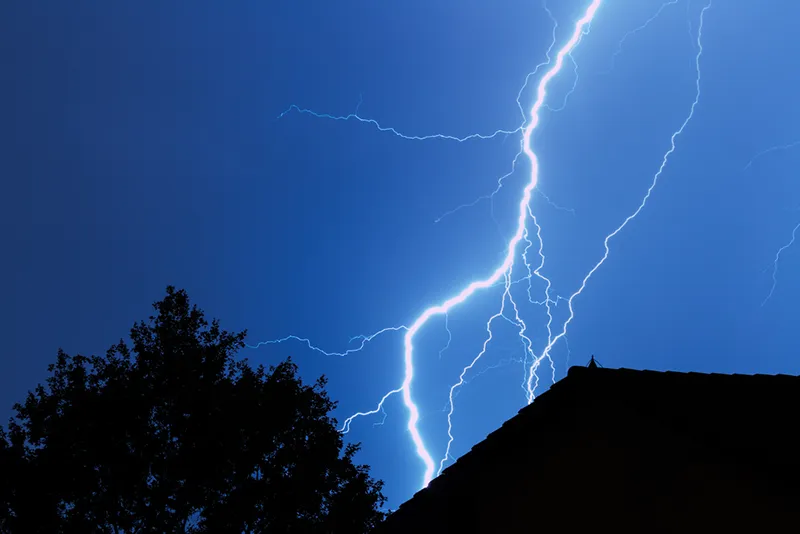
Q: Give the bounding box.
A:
[588,355,601,369]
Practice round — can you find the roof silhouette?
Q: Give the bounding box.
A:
[379,365,800,532]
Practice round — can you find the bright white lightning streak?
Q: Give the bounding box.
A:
[267,0,708,491]
[762,222,800,306]
[395,0,604,489]
[523,0,712,404]
[438,234,550,475]
[438,209,557,476]
[340,386,403,434]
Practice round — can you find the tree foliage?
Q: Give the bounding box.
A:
[0,287,385,533]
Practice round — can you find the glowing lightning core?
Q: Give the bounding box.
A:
[397,0,604,489]
[268,0,712,492]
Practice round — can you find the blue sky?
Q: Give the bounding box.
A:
[2,0,799,508]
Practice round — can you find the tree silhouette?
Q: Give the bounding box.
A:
[1,287,385,533]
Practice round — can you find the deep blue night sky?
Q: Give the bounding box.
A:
[2,0,799,507]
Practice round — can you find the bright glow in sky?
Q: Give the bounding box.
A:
[3,0,800,508]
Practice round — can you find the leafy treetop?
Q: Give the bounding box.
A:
[0,286,385,533]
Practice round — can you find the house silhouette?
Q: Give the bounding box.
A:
[378,362,800,533]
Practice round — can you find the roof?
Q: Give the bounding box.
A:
[380,365,800,529]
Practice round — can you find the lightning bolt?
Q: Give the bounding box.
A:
[439,211,558,475]
[536,188,576,215]
[390,0,607,489]
[523,0,711,404]
[261,0,713,493]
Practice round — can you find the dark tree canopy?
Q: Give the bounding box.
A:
[0,287,385,533]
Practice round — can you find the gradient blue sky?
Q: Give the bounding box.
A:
[2,0,798,507]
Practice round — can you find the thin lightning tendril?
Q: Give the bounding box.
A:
[762,222,800,306]
[544,53,580,112]
[743,140,800,171]
[439,314,453,359]
[602,0,681,75]
[441,350,524,412]
[434,150,524,224]
[246,325,407,357]
[536,188,576,215]
[340,387,403,434]
[278,104,522,142]
[743,141,800,304]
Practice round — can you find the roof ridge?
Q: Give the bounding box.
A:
[387,366,800,521]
